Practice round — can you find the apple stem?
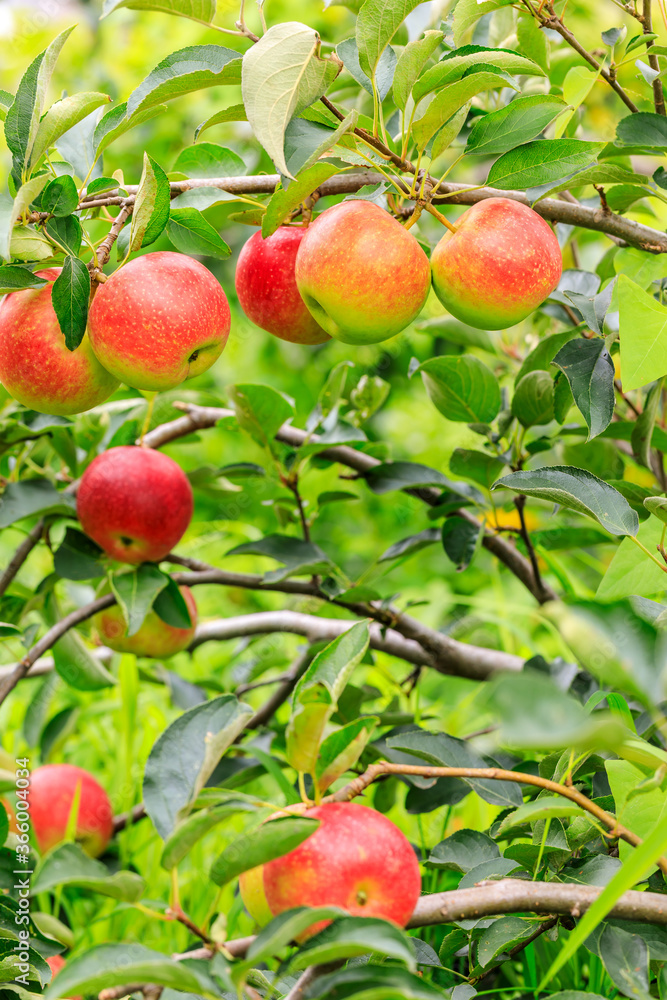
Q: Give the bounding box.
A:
[423,203,457,234]
[403,205,423,230]
[297,771,310,805]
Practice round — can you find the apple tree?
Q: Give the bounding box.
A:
[2,0,667,998]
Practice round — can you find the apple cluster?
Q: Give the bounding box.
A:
[235,197,562,345]
[0,198,561,418]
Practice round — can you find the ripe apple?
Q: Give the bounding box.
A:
[235,228,330,345]
[77,445,193,564]
[30,763,113,857]
[0,269,119,415]
[47,956,66,978]
[262,802,421,937]
[295,201,431,345]
[430,197,562,330]
[94,584,197,657]
[87,252,231,391]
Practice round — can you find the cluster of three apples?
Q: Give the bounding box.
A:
[235,197,562,346]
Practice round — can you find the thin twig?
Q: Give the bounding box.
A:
[0,519,44,598]
[644,0,666,115]
[329,761,667,875]
[513,496,547,601]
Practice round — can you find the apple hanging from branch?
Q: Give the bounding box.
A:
[30,764,114,857]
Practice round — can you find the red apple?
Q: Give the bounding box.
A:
[88,252,231,391]
[77,446,193,564]
[235,228,330,345]
[262,802,421,937]
[0,269,119,415]
[295,201,431,345]
[30,764,113,857]
[47,956,66,977]
[430,197,562,330]
[94,584,197,657]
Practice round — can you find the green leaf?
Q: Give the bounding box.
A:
[597,518,667,600]
[0,90,13,123]
[210,816,320,886]
[413,46,545,102]
[0,265,47,294]
[412,69,515,151]
[52,628,117,691]
[4,25,75,177]
[41,174,79,217]
[379,528,440,563]
[539,818,667,990]
[291,916,416,971]
[449,449,505,490]
[516,327,581,383]
[31,843,144,900]
[245,907,348,966]
[51,255,90,352]
[0,174,50,261]
[614,246,667,288]
[0,479,76,527]
[337,38,396,100]
[172,142,245,178]
[153,575,193,629]
[242,22,341,178]
[30,92,110,169]
[110,564,170,637]
[102,0,215,22]
[195,104,247,138]
[312,965,448,1000]
[356,0,422,79]
[143,694,253,838]
[43,944,220,1000]
[453,0,514,46]
[93,101,168,156]
[429,102,470,159]
[517,11,549,71]
[552,338,615,440]
[364,461,480,501]
[53,527,104,580]
[618,274,667,391]
[262,162,339,238]
[393,30,443,110]
[9,225,55,262]
[418,355,501,423]
[286,622,369,774]
[45,214,82,256]
[160,797,259,870]
[616,111,667,148]
[487,139,605,190]
[441,515,480,572]
[167,207,230,258]
[598,925,650,1000]
[227,534,335,583]
[428,829,499,872]
[129,152,170,252]
[495,466,638,536]
[128,45,241,117]
[497,797,586,836]
[511,370,554,428]
[228,382,294,453]
[466,95,566,156]
[316,718,377,791]
[632,378,663,469]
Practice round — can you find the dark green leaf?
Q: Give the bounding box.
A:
[379,528,440,563]
[0,479,76,527]
[0,265,48,295]
[364,461,481,502]
[173,143,245,178]
[228,383,294,453]
[53,527,104,580]
[418,356,501,424]
[31,842,144,900]
[262,161,339,238]
[153,575,192,629]
[41,174,78,217]
[441,516,479,571]
[45,214,82,256]
[93,101,168,155]
[312,964,450,1000]
[315,717,377,791]
[428,829,499,872]
[449,449,505,490]
[167,207,231,258]
[599,924,650,998]
[466,94,566,155]
[110,564,169,637]
[511,370,554,428]
[128,45,242,116]
[551,338,614,440]
[616,111,667,148]
[337,38,396,100]
[143,695,253,838]
[487,139,604,189]
[227,534,335,583]
[52,629,116,691]
[51,255,90,351]
[292,916,416,971]
[356,0,422,79]
[494,466,639,536]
